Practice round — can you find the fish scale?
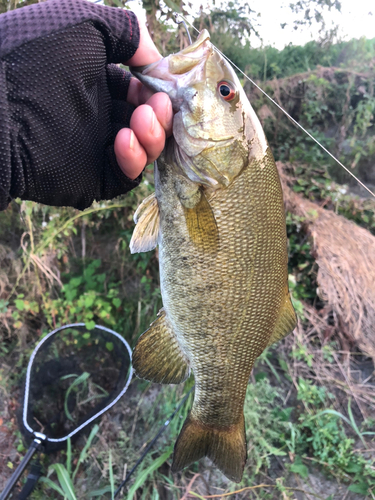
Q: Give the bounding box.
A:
[130,29,296,482]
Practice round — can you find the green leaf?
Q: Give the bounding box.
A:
[15,299,25,311]
[347,399,368,448]
[275,407,294,422]
[97,273,106,283]
[278,358,289,373]
[73,424,100,481]
[88,487,113,497]
[0,299,8,314]
[112,298,121,308]
[39,476,66,496]
[188,493,206,500]
[264,444,287,456]
[105,342,114,352]
[313,408,368,448]
[298,262,310,270]
[348,483,369,495]
[49,464,77,500]
[306,209,318,218]
[290,462,309,478]
[60,374,78,381]
[67,438,72,476]
[255,371,267,382]
[64,372,90,421]
[85,320,96,330]
[263,355,281,382]
[110,0,123,7]
[344,461,362,474]
[290,457,309,478]
[109,449,115,500]
[163,0,181,12]
[84,295,95,308]
[126,447,173,500]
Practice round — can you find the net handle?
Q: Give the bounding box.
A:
[0,434,46,500]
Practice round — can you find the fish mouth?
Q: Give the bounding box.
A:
[130,29,212,112]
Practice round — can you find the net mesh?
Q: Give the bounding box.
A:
[20,325,131,452]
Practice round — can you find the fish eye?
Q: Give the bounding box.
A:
[218,81,236,101]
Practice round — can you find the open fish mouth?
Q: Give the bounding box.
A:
[131,28,253,188]
[130,30,212,112]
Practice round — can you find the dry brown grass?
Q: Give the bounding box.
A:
[278,162,375,362]
[284,309,375,420]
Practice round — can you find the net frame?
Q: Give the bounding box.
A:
[22,323,133,443]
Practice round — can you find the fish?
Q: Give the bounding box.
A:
[129,29,296,483]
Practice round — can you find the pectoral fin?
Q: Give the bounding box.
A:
[267,292,297,346]
[130,193,160,254]
[183,191,219,253]
[132,309,190,384]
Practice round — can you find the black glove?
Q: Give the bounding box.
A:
[0,0,141,210]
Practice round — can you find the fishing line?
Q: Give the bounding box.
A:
[177,13,375,200]
[174,13,192,44]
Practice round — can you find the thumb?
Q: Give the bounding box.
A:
[126,21,162,66]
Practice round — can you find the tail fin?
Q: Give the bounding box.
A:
[171,413,247,483]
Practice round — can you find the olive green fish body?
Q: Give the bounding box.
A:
[156,147,287,426]
[130,30,296,482]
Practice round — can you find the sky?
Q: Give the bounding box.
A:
[127,0,374,49]
[248,0,374,48]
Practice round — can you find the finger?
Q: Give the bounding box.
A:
[114,128,147,180]
[130,104,166,164]
[145,92,173,138]
[127,77,154,107]
[126,22,162,67]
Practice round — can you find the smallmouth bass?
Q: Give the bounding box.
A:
[130,30,296,482]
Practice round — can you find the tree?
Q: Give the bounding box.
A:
[286,0,342,33]
[0,0,39,15]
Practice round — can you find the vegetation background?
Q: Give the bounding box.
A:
[0,0,375,498]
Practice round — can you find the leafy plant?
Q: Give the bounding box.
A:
[40,425,100,499]
[283,378,375,493]
[243,379,288,475]
[61,372,108,422]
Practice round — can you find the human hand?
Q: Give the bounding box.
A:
[114,22,173,180]
[1,0,172,211]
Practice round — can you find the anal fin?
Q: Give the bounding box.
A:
[130,192,160,254]
[171,413,247,483]
[267,291,297,346]
[132,309,190,384]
